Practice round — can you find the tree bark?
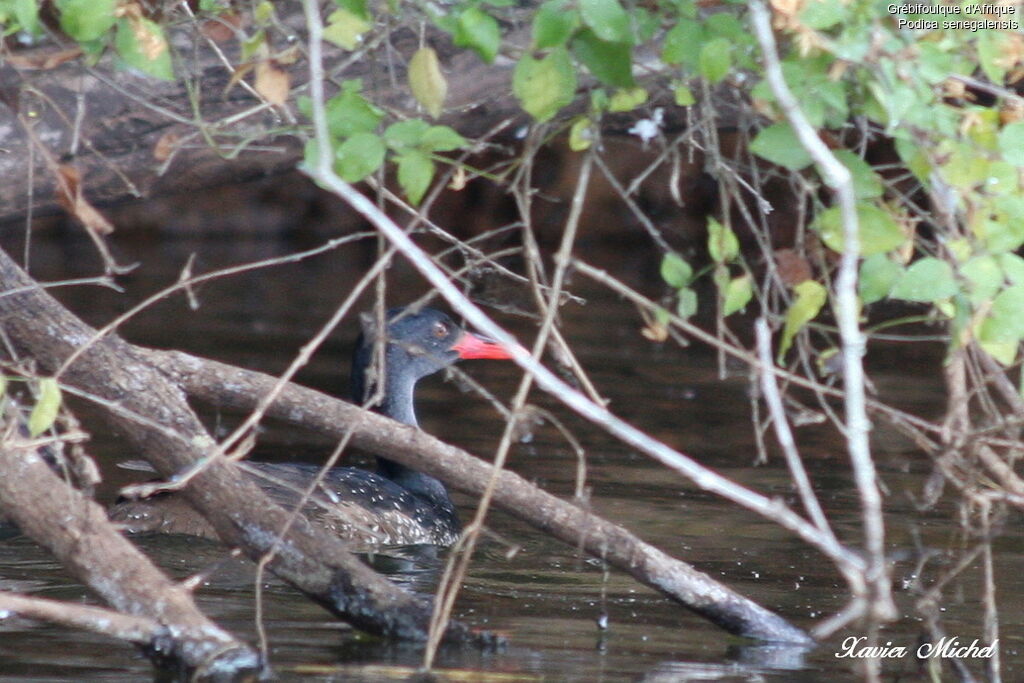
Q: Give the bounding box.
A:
[0,246,487,645]
[0,430,259,679]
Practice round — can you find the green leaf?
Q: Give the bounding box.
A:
[660,252,692,288]
[408,47,447,119]
[984,160,1017,195]
[999,253,1024,284]
[384,119,431,149]
[750,123,813,171]
[674,84,695,106]
[858,254,902,305]
[302,138,322,169]
[705,12,745,40]
[779,280,827,361]
[454,7,501,63]
[420,125,466,152]
[14,0,40,35]
[723,274,753,315]
[325,82,383,137]
[533,0,578,49]
[941,142,990,190]
[978,30,1009,85]
[608,87,647,112]
[335,0,370,21]
[323,8,371,50]
[962,255,1002,307]
[978,336,1018,366]
[989,284,1024,338]
[833,150,883,199]
[240,29,266,61]
[579,0,632,44]
[707,217,739,264]
[397,151,434,205]
[978,284,1024,362]
[661,19,702,67]
[513,47,577,122]
[334,132,385,181]
[976,218,1024,254]
[814,203,906,256]
[28,378,61,438]
[890,257,958,303]
[998,121,1024,167]
[895,137,931,184]
[58,0,117,42]
[677,287,698,319]
[569,116,593,151]
[633,6,658,42]
[799,0,845,29]
[699,38,731,84]
[114,18,174,80]
[571,29,634,87]
[254,1,274,23]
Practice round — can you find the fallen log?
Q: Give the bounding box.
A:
[0,246,487,646]
[0,427,259,679]
[148,348,813,644]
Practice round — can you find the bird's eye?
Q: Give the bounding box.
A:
[432,321,448,339]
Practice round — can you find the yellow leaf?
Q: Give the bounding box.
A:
[28,378,61,437]
[255,59,290,106]
[408,47,447,119]
[324,9,370,51]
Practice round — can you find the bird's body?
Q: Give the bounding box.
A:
[109,307,514,548]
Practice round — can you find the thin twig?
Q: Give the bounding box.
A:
[751,0,894,623]
[755,319,834,537]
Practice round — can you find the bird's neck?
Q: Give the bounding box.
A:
[353,353,454,509]
[379,373,418,427]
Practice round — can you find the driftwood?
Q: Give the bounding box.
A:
[0,431,259,678]
[147,349,813,644]
[0,592,165,647]
[0,246,488,648]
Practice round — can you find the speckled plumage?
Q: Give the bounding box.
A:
[109,462,460,548]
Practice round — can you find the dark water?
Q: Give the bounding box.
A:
[1,232,1021,681]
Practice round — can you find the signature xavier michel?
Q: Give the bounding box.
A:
[836,636,998,660]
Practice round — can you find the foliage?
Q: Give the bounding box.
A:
[7,0,1021,364]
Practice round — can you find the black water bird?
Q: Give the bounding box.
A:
[110,307,516,547]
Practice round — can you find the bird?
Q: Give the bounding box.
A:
[109,306,516,547]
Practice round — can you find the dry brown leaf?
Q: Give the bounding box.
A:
[448,166,467,191]
[5,47,83,71]
[1003,99,1024,125]
[153,131,180,162]
[774,248,812,287]
[255,60,289,106]
[55,165,115,236]
[640,322,669,343]
[200,12,242,43]
[275,45,301,65]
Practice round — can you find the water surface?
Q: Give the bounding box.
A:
[0,231,1019,681]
